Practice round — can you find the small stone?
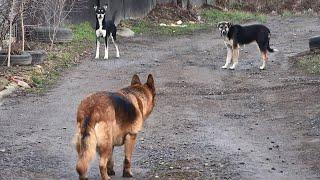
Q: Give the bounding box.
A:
[169,166,174,170]
[239,162,245,165]
[0,148,5,153]
[155,175,159,178]
[271,167,276,170]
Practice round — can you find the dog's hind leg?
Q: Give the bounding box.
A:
[123,134,137,177]
[96,122,112,180]
[230,46,239,70]
[104,37,109,59]
[222,45,232,69]
[260,51,268,70]
[95,39,100,59]
[107,147,115,176]
[111,35,120,58]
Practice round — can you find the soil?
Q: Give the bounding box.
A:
[0,16,320,179]
[146,4,198,23]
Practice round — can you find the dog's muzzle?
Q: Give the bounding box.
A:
[221,30,227,37]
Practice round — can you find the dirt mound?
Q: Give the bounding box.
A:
[146,4,198,23]
[215,0,320,13]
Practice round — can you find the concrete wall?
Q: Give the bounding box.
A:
[68,0,214,25]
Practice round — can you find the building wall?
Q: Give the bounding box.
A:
[68,0,214,25]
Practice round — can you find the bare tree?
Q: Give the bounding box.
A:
[29,0,84,48]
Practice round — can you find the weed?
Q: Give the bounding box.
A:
[298,53,320,74]
[200,9,267,25]
[126,9,267,36]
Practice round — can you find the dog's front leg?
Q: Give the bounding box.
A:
[123,134,137,177]
[95,39,100,59]
[104,37,109,59]
[222,45,232,69]
[230,47,239,70]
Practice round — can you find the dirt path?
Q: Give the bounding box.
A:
[1,16,320,179]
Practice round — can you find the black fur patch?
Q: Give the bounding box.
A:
[227,24,275,53]
[108,92,137,123]
[81,116,91,140]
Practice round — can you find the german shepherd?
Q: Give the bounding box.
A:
[75,74,156,180]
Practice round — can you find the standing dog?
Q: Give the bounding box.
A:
[94,4,120,59]
[75,74,156,180]
[217,21,278,70]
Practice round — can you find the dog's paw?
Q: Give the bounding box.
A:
[104,56,108,60]
[95,56,99,59]
[116,54,120,58]
[123,170,133,178]
[221,65,228,69]
[229,66,236,70]
[259,66,266,70]
[107,169,115,176]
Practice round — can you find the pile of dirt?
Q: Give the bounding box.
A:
[146,4,198,23]
[215,0,320,13]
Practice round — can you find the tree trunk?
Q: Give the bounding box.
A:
[7,21,13,67]
[7,0,16,67]
[21,0,25,52]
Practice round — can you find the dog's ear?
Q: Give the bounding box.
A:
[227,22,233,27]
[131,74,141,86]
[94,6,97,11]
[217,22,222,28]
[103,5,108,10]
[146,74,155,93]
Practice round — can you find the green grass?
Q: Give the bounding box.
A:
[128,9,267,36]
[131,20,209,36]
[298,53,320,74]
[281,10,296,18]
[69,21,96,42]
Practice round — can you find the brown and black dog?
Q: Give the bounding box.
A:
[75,74,156,180]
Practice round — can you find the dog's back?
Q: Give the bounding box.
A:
[230,24,270,45]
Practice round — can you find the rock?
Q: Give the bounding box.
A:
[0,148,5,153]
[0,77,9,91]
[176,20,182,25]
[117,27,135,37]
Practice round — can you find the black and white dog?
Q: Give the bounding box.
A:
[217,21,278,70]
[94,5,119,59]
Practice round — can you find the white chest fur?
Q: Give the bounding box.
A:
[96,18,106,38]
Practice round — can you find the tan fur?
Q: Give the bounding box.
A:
[75,74,156,180]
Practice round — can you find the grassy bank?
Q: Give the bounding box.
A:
[297,52,320,75]
[125,9,267,36]
[23,22,95,93]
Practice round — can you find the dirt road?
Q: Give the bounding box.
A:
[1,16,320,179]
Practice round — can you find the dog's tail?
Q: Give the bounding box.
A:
[111,10,117,23]
[75,114,97,178]
[267,33,279,53]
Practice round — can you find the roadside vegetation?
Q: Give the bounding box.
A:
[1,22,95,93]
[30,22,95,92]
[123,6,267,36]
[296,51,320,75]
